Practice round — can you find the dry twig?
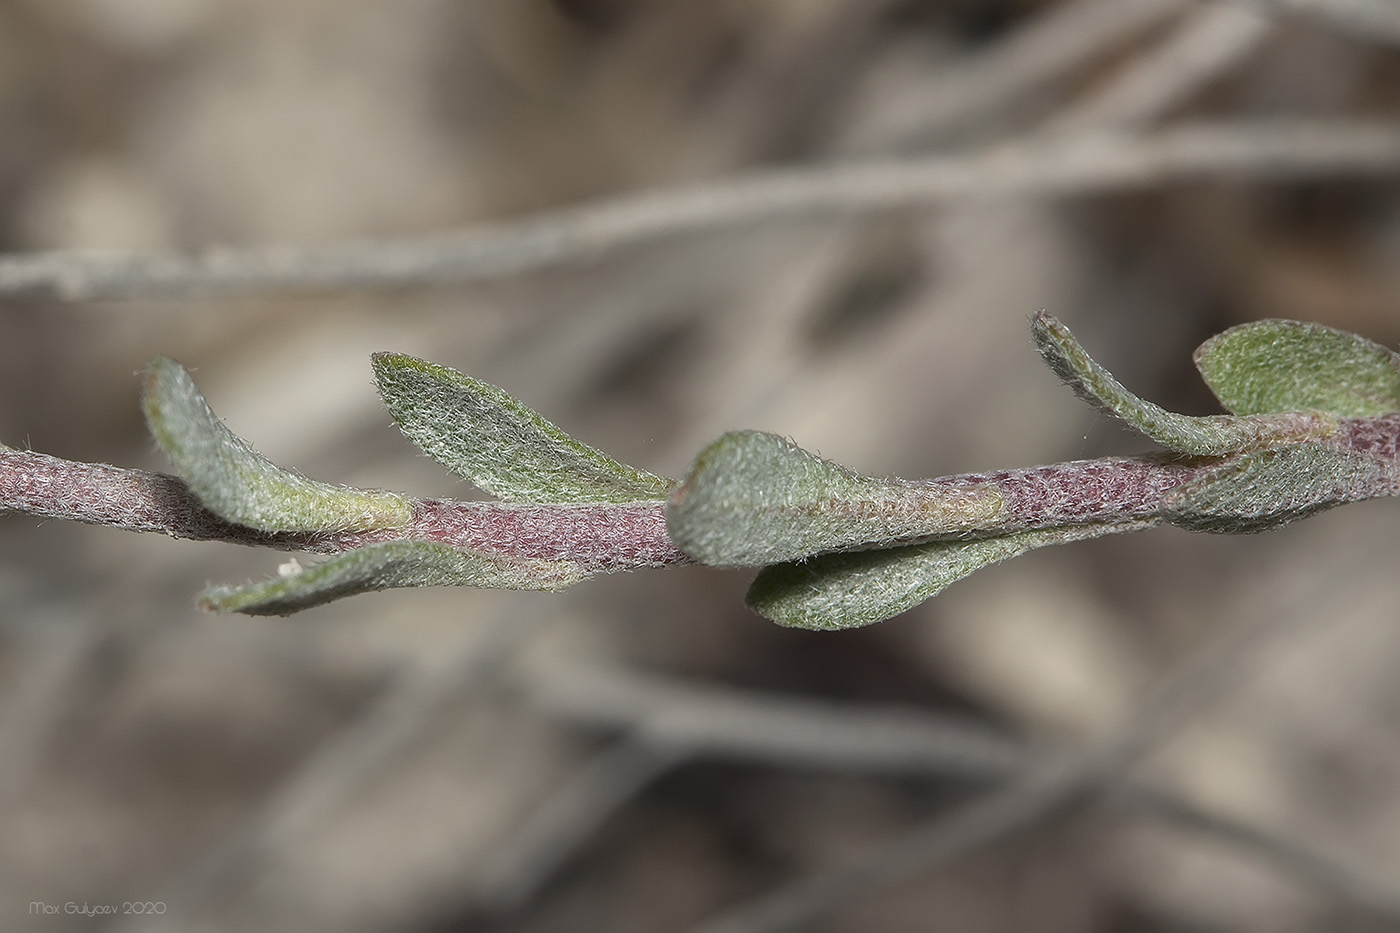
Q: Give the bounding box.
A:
[0,122,1397,301]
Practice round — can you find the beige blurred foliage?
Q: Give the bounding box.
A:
[1,1,1399,931]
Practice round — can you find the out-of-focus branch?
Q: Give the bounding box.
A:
[1047,5,1272,132]
[1119,785,1400,917]
[840,0,1187,150]
[2,121,1399,301]
[459,660,1400,924]
[684,596,1399,933]
[691,761,1091,933]
[112,613,552,933]
[464,737,687,914]
[464,662,1048,915]
[520,661,1034,777]
[1243,0,1400,45]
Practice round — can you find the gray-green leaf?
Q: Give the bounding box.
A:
[747,520,1158,631]
[143,357,413,533]
[1032,312,1334,455]
[667,430,1006,567]
[1194,319,1400,418]
[372,353,676,504]
[1166,442,1400,533]
[199,540,586,615]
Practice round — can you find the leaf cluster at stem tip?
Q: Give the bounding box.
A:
[128,312,1400,626]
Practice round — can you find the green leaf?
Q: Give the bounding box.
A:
[143,357,413,533]
[199,540,587,615]
[1166,442,1400,534]
[667,430,1005,567]
[1194,319,1400,418]
[372,353,676,504]
[747,520,1157,631]
[1032,312,1334,455]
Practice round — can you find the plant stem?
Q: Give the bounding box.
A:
[0,447,686,571]
[6,414,1400,572]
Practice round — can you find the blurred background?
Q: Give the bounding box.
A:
[2,1,1400,930]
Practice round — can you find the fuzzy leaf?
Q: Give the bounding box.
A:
[748,520,1157,631]
[667,430,1005,567]
[1166,442,1400,534]
[1032,312,1334,455]
[372,353,676,503]
[1194,320,1400,418]
[143,357,412,533]
[199,540,586,615]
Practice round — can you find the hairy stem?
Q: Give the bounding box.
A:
[0,448,685,571]
[0,448,311,549]
[9,415,1400,572]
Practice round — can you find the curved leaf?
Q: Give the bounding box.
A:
[747,521,1156,631]
[1032,312,1335,455]
[372,353,676,503]
[1194,319,1400,417]
[200,540,586,615]
[143,357,412,533]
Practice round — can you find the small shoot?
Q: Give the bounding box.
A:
[1032,312,1336,455]
[36,311,1397,621]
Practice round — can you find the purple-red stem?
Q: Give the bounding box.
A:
[5,415,1400,571]
[0,447,686,571]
